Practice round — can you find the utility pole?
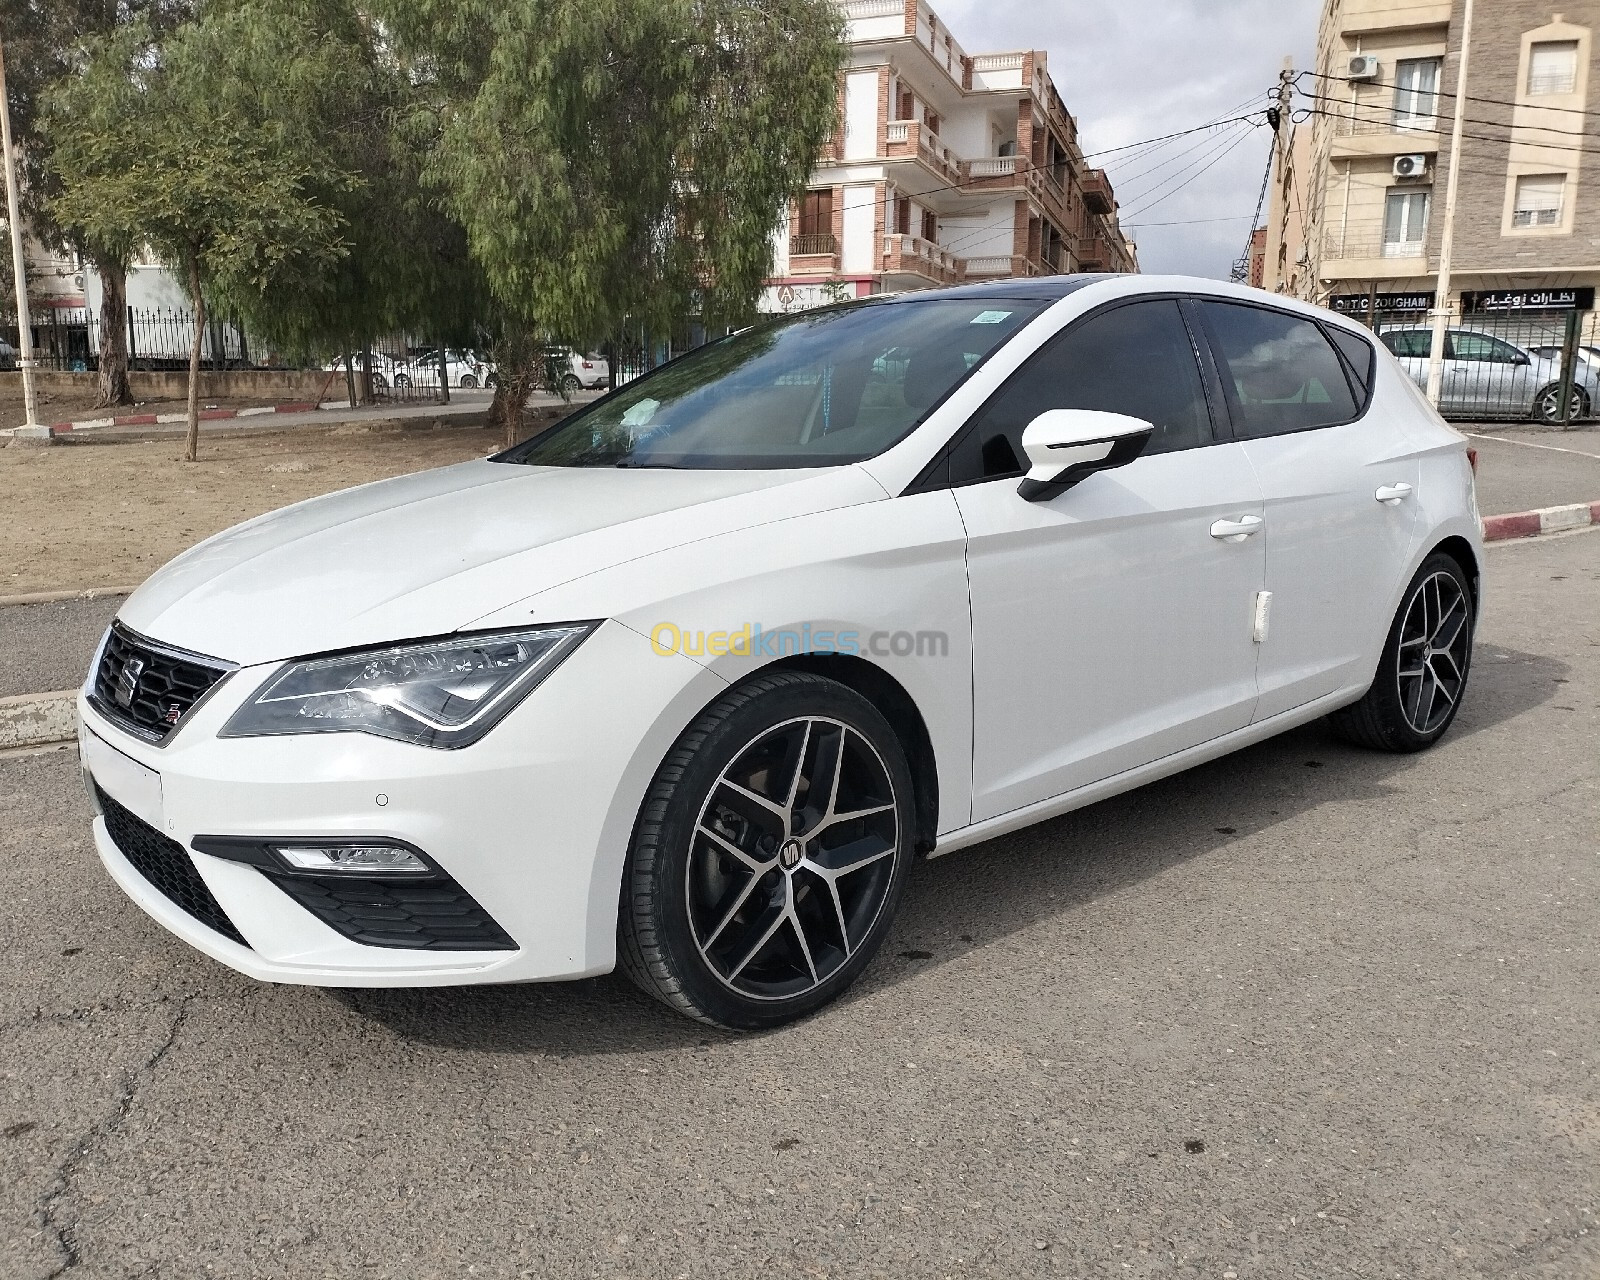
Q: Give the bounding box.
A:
[1262,58,1295,291]
[0,36,41,431]
[1425,0,1474,409]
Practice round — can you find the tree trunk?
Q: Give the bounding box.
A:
[437,343,450,404]
[184,255,205,463]
[489,329,540,449]
[93,259,134,408]
[343,351,357,407]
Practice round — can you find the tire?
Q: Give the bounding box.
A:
[459,374,478,389]
[393,372,411,391]
[1328,552,1475,752]
[618,671,917,1030]
[561,373,581,393]
[1534,383,1587,425]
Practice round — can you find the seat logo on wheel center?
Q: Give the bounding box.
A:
[778,838,803,870]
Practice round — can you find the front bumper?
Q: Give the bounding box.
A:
[79,619,726,987]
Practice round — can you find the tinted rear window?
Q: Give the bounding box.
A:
[1198,301,1359,437]
[1326,325,1376,403]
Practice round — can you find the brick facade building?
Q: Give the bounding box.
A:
[761,0,1138,312]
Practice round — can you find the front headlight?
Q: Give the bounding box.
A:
[219,624,596,749]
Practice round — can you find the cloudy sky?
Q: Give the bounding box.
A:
[934,0,1320,279]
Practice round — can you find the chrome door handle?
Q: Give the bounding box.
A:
[1210,515,1264,541]
[1375,483,1414,504]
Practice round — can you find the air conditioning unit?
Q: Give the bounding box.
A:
[1347,55,1381,81]
[1393,153,1430,178]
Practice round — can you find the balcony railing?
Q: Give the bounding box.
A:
[964,255,1023,278]
[966,157,1018,179]
[842,0,903,15]
[882,234,964,285]
[1334,111,1440,137]
[884,119,962,184]
[1323,229,1427,261]
[1081,171,1114,215]
[789,233,838,257]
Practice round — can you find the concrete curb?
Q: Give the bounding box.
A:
[1482,500,1600,542]
[0,586,136,608]
[0,400,322,441]
[0,690,78,750]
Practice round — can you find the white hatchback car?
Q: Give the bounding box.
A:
[79,276,1482,1029]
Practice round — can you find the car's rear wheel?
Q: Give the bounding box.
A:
[1535,383,1587,424]
[1328,552,1474,752]
[393,372,411,391]
[618,672,916,1029]
[561,373,581,393]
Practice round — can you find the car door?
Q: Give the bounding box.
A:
[1379,328,1433,396]
[1447,331,1530,418]
[1193,301,1420,720]
[943,298,1266,823]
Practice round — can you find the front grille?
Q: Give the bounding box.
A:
[97,787,249,947]
[264,873,517,951]
[90,622,232,745]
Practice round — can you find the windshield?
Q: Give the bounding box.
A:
[498,297,1045,469]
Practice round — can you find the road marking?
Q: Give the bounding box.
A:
[1466,432,1600,460]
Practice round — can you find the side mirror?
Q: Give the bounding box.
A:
[1017,409,1155,502]
[1515,352,1531,366]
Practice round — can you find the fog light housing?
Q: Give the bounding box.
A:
[274,844,429,874]
[192,835,439,879]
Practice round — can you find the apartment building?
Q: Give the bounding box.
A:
[761,0,1137,312]
[1289,0,1600,321]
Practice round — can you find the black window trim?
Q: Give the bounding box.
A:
[904,291,1228,495]
[1190,296,1376,443]
[1319,318,1378,410]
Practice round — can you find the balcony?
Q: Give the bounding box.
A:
[1321,228,1431,277]
[885,120,963,186]
[882,233,964,286]
[1330,109,1441,159]
[788,233,839,272]
[1081,171,1114,216]
[1077,235,1111,269]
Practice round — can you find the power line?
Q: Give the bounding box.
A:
[1121,126,1261,220]
[1119,124,1259,208]
[1295,105,1600,162]
[1110,118,1254,190]
[1298,67,1600,123]
[1078,114,1263,161]
[1296,90,1598,145]
[1231,136,1276,282]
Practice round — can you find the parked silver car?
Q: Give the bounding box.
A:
[1379,327,1597,423]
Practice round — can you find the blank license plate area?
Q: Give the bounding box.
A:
[82,727,164,830]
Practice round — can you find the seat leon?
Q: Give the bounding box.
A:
[78,276,1482,1029]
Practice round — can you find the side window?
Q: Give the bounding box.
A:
[1326,324,1376,406]
[1198,301,1359,437]
[1381,329,1430,359]
[950,299,1212,482]
[1449,332,1500,362]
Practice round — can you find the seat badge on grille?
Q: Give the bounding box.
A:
[115,657,145,709]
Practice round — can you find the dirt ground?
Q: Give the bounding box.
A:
[1,422,506,595]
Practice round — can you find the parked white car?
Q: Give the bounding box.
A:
[542,346,610,392]
[79,276,1481,1029]
[391,348,495,390]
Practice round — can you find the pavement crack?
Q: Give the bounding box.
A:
[34,993,194,1277]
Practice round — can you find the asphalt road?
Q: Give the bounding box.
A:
[0,596,123,699]
[1,530,1596,1278]
[1467,427,1600,517]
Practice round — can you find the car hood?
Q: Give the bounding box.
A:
[120,460,887,665]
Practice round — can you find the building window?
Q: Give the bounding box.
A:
[1528,41,1579,96]
[1393,58,1441,130]
[924,110,941,136]
[798,189,833,237]
[897,88,914,121]
[921,209,938,243]
[1512,174,1565,228]
[1383,189,1430,257]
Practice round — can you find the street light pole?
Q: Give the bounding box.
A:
[0,38,41,430]
[1425,0,1474,408]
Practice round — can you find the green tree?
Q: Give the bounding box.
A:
[0,0,195,407]
[45,9,354,460]
[374,0,845,444]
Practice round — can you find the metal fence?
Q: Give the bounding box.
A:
[1332,295,1597,427]
[0,307,257,372]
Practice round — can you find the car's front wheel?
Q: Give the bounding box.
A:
[459,374,478,389]
[561,373,581,393]
[618,672,916,1029]
[1535,383,1588,424]
[1328,552,1475,752]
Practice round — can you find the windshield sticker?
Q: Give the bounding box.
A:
[970,310,1012,325]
